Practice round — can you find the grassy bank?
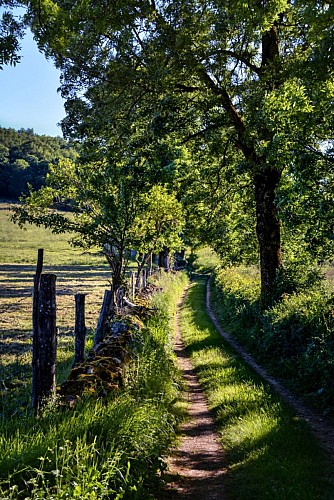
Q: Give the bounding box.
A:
[212,265,334,413]
[180,277,333,500]
[0,271,188,499]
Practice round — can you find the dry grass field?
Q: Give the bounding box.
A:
[0,202,112,417]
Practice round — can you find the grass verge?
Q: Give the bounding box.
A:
[0,271,189,499]
[180,277,333,500]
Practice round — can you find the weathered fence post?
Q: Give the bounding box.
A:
[131,271,136,302]
[116,286,124,312]
[33,273,57,414]
[94,289,113,348]
[32,249,44,413]
[147,253,152,277]
[73,293,86,366]
[142,268,147,289]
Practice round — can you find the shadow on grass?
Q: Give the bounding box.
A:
[0,352,75,419]
[181,277,334,500]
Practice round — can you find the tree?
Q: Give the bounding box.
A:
[0,127,76,198]
[25,0,334,304]
[132,184,184,277]
[12,156,185,303]
[0,1,26,69]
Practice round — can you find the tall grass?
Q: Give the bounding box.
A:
[180,277,333,499]
[0,271,189,499]
[213,266,334,412]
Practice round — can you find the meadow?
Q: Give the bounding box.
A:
[0,201,111,418]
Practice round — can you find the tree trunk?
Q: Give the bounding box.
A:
[158,246,170,271]
[254,168,282,306]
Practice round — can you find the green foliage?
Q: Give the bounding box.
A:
[0,271,188,499]
[214,266,260,335]
[273,256,325,298]
[213,265,334,413]
[132,185,184,258]
[262,285,334,410]
[0,127,77,199]
[0,5,25,69]
[23,0,334,300]
[181,277,333,500]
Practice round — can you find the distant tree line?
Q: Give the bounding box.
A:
[0,127,76,199]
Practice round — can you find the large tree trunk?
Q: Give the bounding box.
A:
[158,246,171,271]
[254,168,282,306]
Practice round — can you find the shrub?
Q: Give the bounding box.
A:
[214,266,260,348]
[273,258,325,299]
[213,265,334,413]
[262,284,334,409]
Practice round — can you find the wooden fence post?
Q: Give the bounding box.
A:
[131,272,136,301]
[116,286,124,311]
[147,253,152,277]
[94,289,113,348]
[33,273,57,414]
[73,293,86,366]
[32,249,44,412]
[142,268,147,289]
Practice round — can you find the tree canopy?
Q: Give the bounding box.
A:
[0,1,27,69]
[10,0,334,303]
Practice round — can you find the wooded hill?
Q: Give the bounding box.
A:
[0,127,76,199]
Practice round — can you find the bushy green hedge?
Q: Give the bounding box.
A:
[213,266,334,413]
[0,271,188,499]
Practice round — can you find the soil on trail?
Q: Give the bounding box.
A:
[205,275,334,460]
[160,290,227,499]
[160,277,334,499]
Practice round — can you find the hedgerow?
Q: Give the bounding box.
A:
[213,265,334,413]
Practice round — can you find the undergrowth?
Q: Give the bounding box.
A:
[181,277,333,500]
[0,271,188,499]
[212,264,334,413]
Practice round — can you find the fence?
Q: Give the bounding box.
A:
[31,249,161,414]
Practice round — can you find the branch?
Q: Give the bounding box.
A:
[305,144,334,163]
[197,68,257,161]
[175,83,201,93]
[182,123,222,143]
[217,49,261,75]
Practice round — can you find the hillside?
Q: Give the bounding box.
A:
[0,127,76,199]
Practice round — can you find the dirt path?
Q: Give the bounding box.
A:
[160,289,227,499]
[161,276,334,499]
[206,275,334,460]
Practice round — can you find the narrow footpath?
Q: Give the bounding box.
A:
[160,289,227,499]
[161,276,334,499]
[206,275,334,459]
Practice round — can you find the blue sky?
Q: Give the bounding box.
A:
[1,28,66,137]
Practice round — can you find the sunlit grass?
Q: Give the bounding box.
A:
[190,246,221,273]
[180,277,334,500]
[0,271,188,498]
[0,202,104,265]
